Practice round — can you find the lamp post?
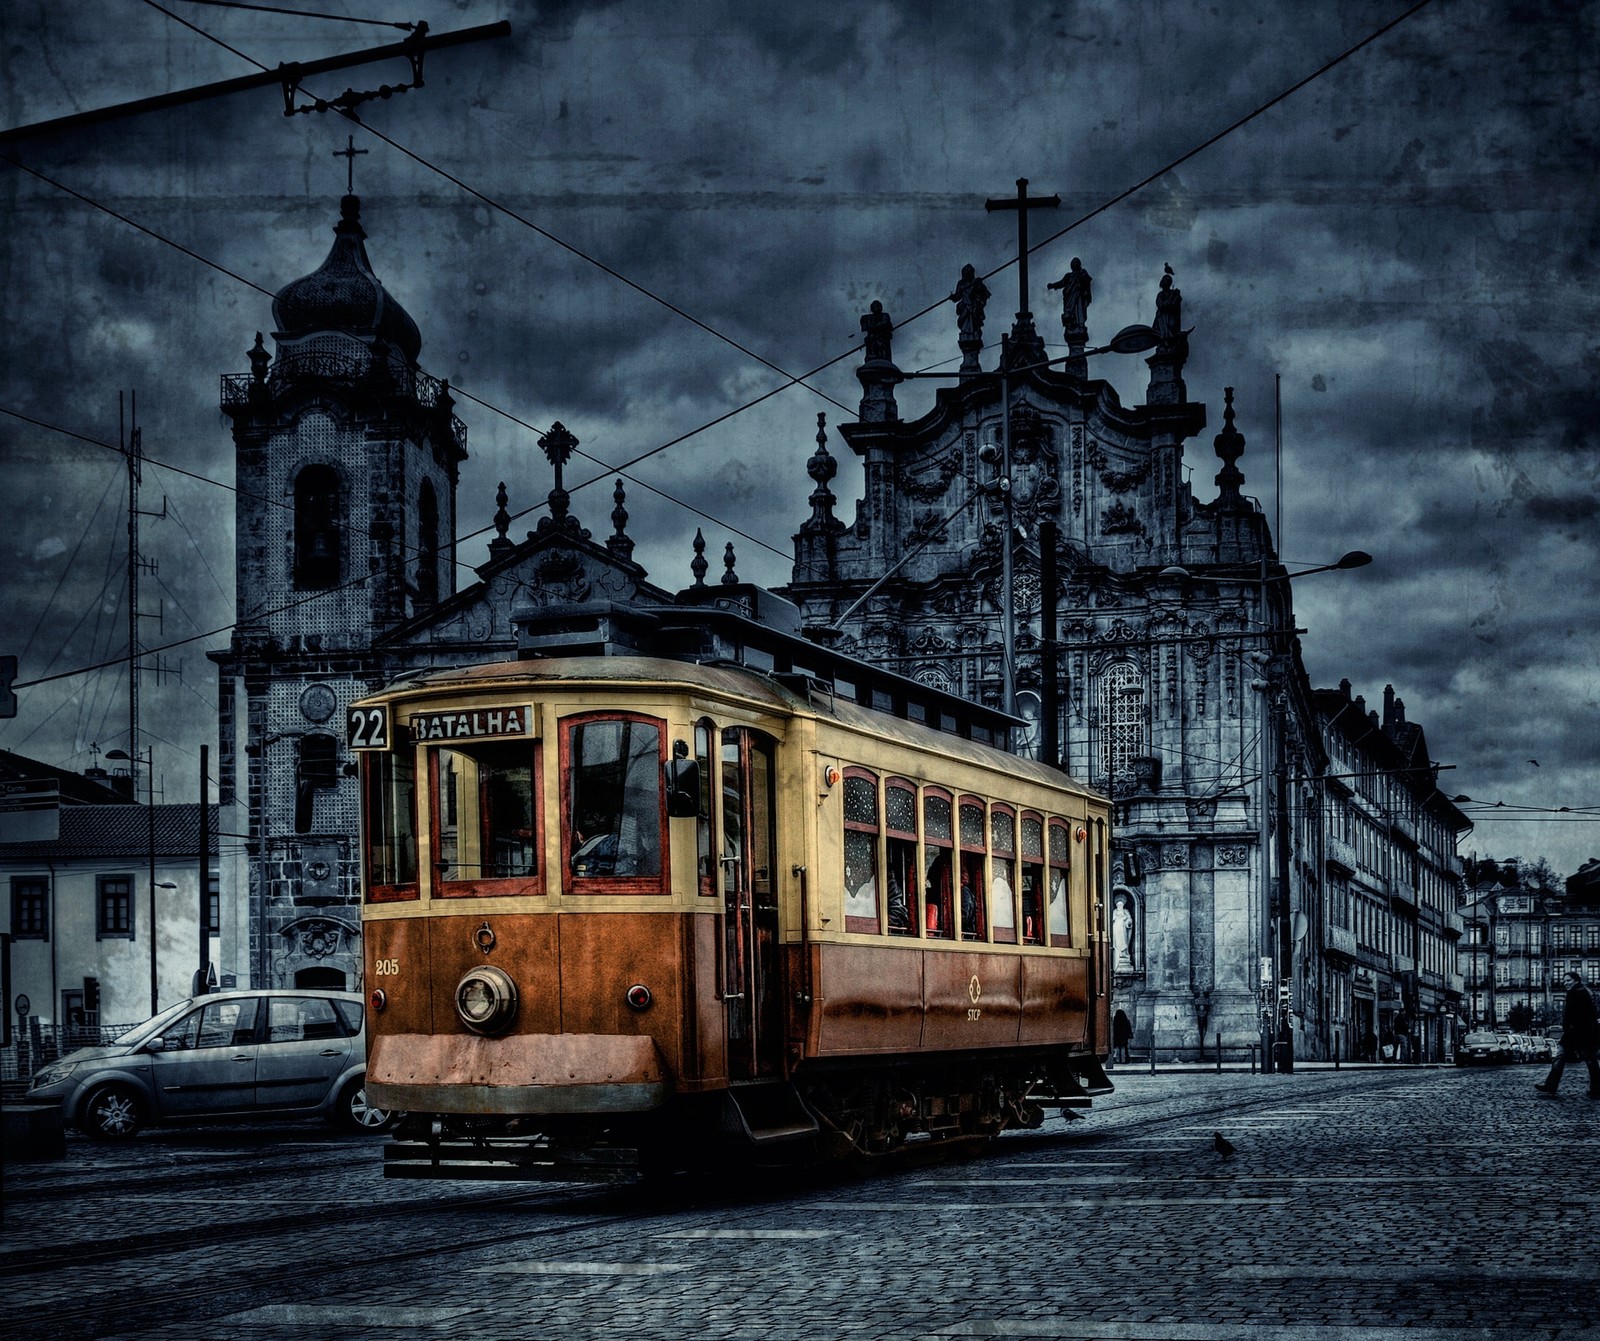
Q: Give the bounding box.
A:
[106,746,178,1014]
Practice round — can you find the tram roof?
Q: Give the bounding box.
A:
[366,654,1100,799]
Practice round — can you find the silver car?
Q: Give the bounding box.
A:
[26,989,395,1139]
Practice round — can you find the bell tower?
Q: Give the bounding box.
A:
[213,186,467,990]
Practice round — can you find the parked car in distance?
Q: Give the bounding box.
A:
[1455,1030,1516,1065]
[26,989,396,1139]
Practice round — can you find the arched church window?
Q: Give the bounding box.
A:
[1100,662,1146,792]
[417,479,440,606]
[294,465,341,590]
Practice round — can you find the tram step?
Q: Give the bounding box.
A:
[722,1083,819,1145]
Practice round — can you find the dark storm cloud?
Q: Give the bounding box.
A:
[4,0,1598,866]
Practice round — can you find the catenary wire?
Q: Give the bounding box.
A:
[6,0,1446,695]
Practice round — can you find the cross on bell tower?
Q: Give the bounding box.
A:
[333,134,368,194]
[985,177,1059,370]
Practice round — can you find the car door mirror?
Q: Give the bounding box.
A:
[145,1036,167,1053]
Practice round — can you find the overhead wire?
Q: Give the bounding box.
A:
[5,0,1446,701]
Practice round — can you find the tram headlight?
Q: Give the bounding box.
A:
[455,965,519,1035]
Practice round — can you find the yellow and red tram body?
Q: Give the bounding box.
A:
[353,655,1113,1175]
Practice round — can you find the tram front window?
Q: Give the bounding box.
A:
[436,742,539,885]
[568,717,663,882]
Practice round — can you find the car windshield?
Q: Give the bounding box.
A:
[117,999,200,1047]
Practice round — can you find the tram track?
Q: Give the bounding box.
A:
[8,1068,1434,1340]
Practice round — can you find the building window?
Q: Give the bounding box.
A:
[98,875,134,939]
[1100,662,1145,791]
[293,464,341,590]
[417,479,440,606]
[11,876,47,939]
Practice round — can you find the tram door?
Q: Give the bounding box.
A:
[720,728,781,1079]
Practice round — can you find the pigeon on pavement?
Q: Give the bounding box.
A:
[1214,1131,1236,1158]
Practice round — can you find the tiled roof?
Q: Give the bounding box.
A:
[0,804,221,861]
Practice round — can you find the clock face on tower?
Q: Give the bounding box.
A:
[298,683,337,723]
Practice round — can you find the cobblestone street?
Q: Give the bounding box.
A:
[5,1063,1596,1341]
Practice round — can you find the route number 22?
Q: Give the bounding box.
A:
[347,706,389,750]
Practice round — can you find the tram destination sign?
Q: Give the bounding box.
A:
[410,705,533,743]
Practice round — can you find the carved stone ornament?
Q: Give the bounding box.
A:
[908,509,949,545]
[1100,501,1147,537]
[1217,845,1250,867]
[1160,843,1190,869]
[896,449,962,502]
[297,683,337,723]
[292,919,345,960]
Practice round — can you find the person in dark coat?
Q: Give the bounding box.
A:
[1534,970,1600,1098]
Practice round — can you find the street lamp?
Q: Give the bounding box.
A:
[105,747,177,1014]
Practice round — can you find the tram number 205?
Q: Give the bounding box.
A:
[347,706,390,750]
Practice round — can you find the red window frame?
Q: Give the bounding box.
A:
[362,747,419,903]
[429,739,545,899]
[1020,810,1046,945]
[843,766,882,934]
[1047,819,1072,946]
[958,796,988,942]
[990,803,1018,944]
[560,711,670,897]
[885,777,920,937]
[695,718,717,897]
[922,787,954,938]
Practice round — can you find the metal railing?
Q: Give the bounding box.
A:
[2,1022,139,1083]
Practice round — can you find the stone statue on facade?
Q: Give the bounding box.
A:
[1047,257,1093,336]
[860,300,894,363]
[1112,892,1135,972]
[1153,264,1182,350]
[950,264,991,345]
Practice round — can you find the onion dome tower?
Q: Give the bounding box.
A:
[220,190,466,651]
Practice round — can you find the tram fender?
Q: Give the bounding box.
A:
[366,1032,671,1114]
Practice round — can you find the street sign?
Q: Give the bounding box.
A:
[14,993,30,1016]
[0,778,60,842]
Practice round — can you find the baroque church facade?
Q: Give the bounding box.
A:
[784,263,1337,1061]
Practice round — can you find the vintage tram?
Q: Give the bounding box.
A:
[352,604,1113,1179]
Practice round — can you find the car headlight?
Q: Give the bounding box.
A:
[29,1061,76,1089]
[455,965,518,1036]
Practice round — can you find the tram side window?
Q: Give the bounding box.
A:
[923,789,954,938]
[885,779,919,937]
[567,716,665,887]
[1020,812,1045,945]
[1047,819,1072,946]
[990,806,1018,944]
[363,745,418,902]
[435,741,541,894]
[696,719,716,897]
[843,769,881,934]
[959,798,987,940]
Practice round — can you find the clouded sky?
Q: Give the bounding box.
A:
[2,0,1596,877]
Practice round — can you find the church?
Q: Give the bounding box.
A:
[213,177,1462,1063]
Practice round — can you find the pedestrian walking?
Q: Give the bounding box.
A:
[1112,1009,1133,1065]
[1534,970,1600,1098]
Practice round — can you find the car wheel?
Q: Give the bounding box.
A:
[81,1083,145,1140]
[337,1077,397,1132]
